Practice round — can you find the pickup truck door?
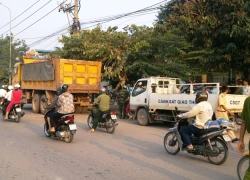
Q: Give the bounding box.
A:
[130,80,148,111]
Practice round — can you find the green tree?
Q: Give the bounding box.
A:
[0,35,28,84]
[158,0,250,79]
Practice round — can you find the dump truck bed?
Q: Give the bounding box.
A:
[18,58,101,93]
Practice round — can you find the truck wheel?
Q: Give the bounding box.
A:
[137,108,149,126]
[40,95,47,115]
[32,94,41,113]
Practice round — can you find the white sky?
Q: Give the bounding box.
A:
[0,0,165,50]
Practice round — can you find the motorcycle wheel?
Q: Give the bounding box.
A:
[15,112,22,123]
[64,126,74,143]
[237,155,249,180]
[44,123,51,137]
[207,137,228,165]
[164,132,180,155]
[87,114,93,129]
[106,119,115,134]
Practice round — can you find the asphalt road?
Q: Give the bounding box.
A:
[0,104,248,180]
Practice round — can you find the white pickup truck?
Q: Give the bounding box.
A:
[130,77,247,126]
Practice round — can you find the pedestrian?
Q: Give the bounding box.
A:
[243,79,250,96]
[215,85,239,142]
[234,79,243,95]
[117,85,130,119]
[237,96,250,179]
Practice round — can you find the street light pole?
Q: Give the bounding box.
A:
[0,3,12,85]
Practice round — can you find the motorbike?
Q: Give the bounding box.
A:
[163,107,229,165]
[237,151,249,180]
[87,104,117,134]
[43,100,77,143]
[0,98,24,123]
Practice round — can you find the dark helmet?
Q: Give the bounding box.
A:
[56,87,62,96]
[61,84,69,93]
[195,91,208,103]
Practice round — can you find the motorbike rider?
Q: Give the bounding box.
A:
[89,87,111,133]
[177,91,213,150]
[5,84,22,120]
[45,87,62,132]
[2,85,14,113]
[47,84,74,133]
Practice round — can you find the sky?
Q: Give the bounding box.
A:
[0,0,166,51]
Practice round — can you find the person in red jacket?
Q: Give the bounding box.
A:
[4,84,22,120]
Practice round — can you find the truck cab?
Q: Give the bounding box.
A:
[130,77,247,126]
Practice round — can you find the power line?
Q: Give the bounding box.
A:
[28,1,166,47]
[0,0,52,36]
[0,0,41,30]
[15,0,68,36]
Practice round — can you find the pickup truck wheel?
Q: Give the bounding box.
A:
[137,108,149,126]
[32,94,41,113]
[40,95,47,115]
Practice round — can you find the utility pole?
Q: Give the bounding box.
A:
[59,0,81,35]
[73,0,79,34]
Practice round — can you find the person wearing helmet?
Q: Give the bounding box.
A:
[90,87,111,132]
[0,85,7,98]
[216,85,239,142]
[47,84,74,132]
[2,85,14,113]
[177,91,213,150]
[5,84,22,120]
[117,85,130,119]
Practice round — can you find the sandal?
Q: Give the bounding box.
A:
[88,128,94,133]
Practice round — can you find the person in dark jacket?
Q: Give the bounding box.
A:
[117,85,130,119]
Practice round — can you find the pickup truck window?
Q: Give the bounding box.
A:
[132,81,147,97]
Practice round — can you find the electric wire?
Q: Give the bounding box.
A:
[14,0,68,36]
[28,0,167,47]
[0,0,52,36]
[0,0,41,30]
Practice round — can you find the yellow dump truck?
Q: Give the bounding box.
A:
[12,51,102,114]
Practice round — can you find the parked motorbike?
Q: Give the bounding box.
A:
[87,104,117,134]
[163,107,229,165]
[237,151,249,180]
[43,100,77,143]
[0,98,24,123]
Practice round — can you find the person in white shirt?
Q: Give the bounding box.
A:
[243,79,250,96]
[0,85,7,98]
[5,85,13,102]
[3,85,13,113]
[177,91,213,150]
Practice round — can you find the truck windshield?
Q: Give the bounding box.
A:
[132,81,147,97]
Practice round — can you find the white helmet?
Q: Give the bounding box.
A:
[8,85,13,90]
[14,84,20,89]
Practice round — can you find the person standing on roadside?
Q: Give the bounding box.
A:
[117,85,130,119]
[234,79,243,95]
[243,79,250,96]
[238,97,250,180]
[215,85,239,142]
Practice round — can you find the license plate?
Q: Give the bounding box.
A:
[223,134,231,142]
[69,124,77,130]
[111,115,117,119]
[16,108,21,112]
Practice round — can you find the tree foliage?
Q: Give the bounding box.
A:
[158,0,250,77]
[0,36,28,84]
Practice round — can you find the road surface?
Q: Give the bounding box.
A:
[0,105,247,180]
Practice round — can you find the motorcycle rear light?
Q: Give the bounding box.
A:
[65,115,74,121]
[110,111,116,115]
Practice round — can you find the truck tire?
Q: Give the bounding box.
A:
[32,94,41,113]
[40,95,47,115]
[137,108,149,126]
